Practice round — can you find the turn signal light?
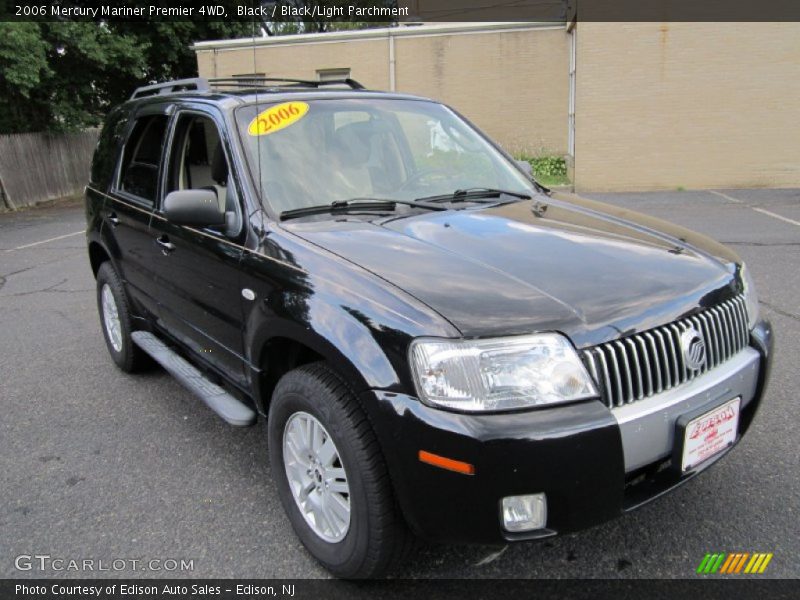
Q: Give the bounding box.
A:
[418,450,475,475]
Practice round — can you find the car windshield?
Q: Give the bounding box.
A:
[235,98,534,215]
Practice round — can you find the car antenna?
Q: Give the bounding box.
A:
[251,10,266,235]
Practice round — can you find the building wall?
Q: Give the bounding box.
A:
[574,22,800,191]
[196,37,391,91]
[394,27,568,155]
[195,25,569,157]
[196,22,800,191]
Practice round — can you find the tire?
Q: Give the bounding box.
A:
[268,362,412,578]
[95,262,148,373]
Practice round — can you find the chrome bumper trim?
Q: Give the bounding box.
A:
[613,347,760,472]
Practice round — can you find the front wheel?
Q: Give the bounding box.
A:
[268,363,412,578]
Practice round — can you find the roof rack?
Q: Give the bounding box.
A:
[129,76,367,101]
[130,78,210,100]
[207,77,366,90]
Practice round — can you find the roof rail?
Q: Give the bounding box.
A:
[207,77,366,90]
[129,76,367,101]
[130,78,210,100]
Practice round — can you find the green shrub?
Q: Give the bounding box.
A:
[530,155,567,179]
[515,153,569,186]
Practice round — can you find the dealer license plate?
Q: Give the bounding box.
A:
[681,397,741,472]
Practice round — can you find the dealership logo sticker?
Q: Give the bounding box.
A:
[248,101,309,136]
[696,552,773,574]
[681,326,706,370]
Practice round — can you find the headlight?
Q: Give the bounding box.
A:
[741,263,759,330]
[409,334,598,412]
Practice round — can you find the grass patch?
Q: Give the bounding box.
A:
[516,154,570,187]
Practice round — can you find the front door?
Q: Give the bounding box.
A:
[149,108,248,388]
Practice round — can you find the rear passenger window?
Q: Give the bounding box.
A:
[118,115,169,204]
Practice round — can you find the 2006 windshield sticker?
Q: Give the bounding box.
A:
[248,101,309,136]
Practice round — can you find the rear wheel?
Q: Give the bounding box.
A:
[268,363,412,578]
[96,262,148,372]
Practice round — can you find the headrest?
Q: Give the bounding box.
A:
[331,123,371,167]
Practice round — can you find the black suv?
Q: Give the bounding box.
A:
[86,77,772,578]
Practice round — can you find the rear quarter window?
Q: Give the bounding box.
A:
[90,107,127,189]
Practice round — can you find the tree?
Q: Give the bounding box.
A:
[0,20,251,134]
[259,0,397,35]
[0,22,51,133]
[0,1,397,134]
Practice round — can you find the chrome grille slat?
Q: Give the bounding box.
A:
[624,338,643,400]
[595,349,614,407]
[713,306,730,360]
[654,330,672,389]
[734,299,748,348]
[582,295,749,409]
[605,345,624,407]
[694,314,712,372]
[730,300,744,350]
[667,323,685,384]
[723,303,737,355]
[585,351,600,387]
[644,332,663,394]
[614,341,634,404]
[729,301,745,352]
[635,336,653,397]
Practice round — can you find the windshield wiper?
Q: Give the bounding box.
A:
[416,188,532,203]
[280,197,446,221]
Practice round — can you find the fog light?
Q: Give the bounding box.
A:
[502,493,547,532]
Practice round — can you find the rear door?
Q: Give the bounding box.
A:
[149,106,247,387]
[106,105,172,318]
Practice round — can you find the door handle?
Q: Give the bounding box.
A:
[156,235,176,255]
[107,212,119,226]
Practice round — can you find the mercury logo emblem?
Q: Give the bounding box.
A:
[681,327,706,370]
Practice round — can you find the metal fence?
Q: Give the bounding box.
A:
[0,129,100,210]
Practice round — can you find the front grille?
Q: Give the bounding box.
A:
[582,296,749,408]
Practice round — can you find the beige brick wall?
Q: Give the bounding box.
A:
[195,26,569,157]
[395,27,569,155]
[575,22,800,191]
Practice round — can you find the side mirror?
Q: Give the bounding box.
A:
[515,159,533,177]
[163,190,225,227]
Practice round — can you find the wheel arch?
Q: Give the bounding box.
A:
[88,240,112,277]
[249,315,402,417]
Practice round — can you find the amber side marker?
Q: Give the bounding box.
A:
[418,450,475,475]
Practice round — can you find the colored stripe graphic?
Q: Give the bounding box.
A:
[699,552,773,574]
[758,554,773,573]
[734,553,749,573]
[710,553,726,573]
[720,553,737,573]
[697,554,712,574]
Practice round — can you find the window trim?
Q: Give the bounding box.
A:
[159,107,245,240]
[112,106,173,209]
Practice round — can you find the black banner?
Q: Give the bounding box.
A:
[2,0,800,23]
[2,579,799,600]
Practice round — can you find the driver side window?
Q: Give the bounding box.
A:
[165,114,241,236]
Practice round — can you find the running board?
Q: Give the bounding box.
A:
[131,331,256,427]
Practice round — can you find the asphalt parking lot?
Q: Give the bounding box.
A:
[1,189,798,579]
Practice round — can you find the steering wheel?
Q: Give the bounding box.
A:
[398,167,458,191]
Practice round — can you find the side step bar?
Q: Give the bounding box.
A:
[131,331,256,427]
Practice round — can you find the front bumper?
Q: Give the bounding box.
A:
[361,319,773,544]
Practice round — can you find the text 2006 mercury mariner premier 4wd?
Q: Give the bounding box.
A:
[85,77,772,578]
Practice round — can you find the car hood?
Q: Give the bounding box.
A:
[284,193,740,347]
